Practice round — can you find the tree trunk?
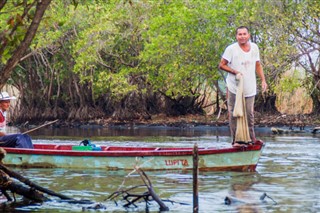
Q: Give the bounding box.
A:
[0,0,52,89]
[0,1,7,11]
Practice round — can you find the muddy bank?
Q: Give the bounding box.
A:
[11,112,320,140]
[105,112,319,128]
[21,112,320,130]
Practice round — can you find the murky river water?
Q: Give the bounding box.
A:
[4,126,320,212]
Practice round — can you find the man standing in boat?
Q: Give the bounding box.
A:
[218,26,267,146]
[0,91,33,149]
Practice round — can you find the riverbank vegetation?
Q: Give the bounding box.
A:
[0,0,319,126]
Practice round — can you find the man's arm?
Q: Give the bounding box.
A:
[218,58,240,75]
[256,61,267,93]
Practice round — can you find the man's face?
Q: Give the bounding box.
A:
[0,100,11,111]
[236,28,250,45]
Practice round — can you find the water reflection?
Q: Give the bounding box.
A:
[227,174,264,213]
[3,126,320,212]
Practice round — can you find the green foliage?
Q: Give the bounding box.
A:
[34,0,246,101]
[274,69,304,95]
[5,0,320,119]
[0,0,37,63]
[68,1,146,99]
[140,0,237,99]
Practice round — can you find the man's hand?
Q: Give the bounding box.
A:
[236,73,243,80]
[261,80,268,93]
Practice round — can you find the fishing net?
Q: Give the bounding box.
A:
[232,74,251,143]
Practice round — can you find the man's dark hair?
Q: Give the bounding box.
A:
[236,26,249,34]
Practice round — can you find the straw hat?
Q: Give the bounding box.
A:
[0,91,16,101]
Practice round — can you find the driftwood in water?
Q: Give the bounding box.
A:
[107,167,169,211]
[0,147,98,210]
[225,192,277,205]
[0,162,48,210]
[271,127,306,134]
[311,126,320,134]
[136,167,169,211]
[0,169,48,202]
[107,184,148,207]
[0,163,72,200]
[0,148,105,211]
[224,196,246,205]
[82,203,107,211]
[0,148,72,201]
[272,126,320,134]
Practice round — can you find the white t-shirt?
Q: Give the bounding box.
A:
[222,41,260,97]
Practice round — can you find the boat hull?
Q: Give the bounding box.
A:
[2,141,265,172]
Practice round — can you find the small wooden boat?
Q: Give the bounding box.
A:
[2,140,265,172]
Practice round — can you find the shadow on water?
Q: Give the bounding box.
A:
[3,126,320,212]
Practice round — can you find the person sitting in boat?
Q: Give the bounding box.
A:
[0,92,33,149]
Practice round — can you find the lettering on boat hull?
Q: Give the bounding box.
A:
[164,159,189,167]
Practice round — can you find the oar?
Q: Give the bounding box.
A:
[22,119,59,134]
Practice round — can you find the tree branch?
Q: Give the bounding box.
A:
[0,0,52,89]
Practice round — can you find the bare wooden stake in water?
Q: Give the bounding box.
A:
[193,143,199,213]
